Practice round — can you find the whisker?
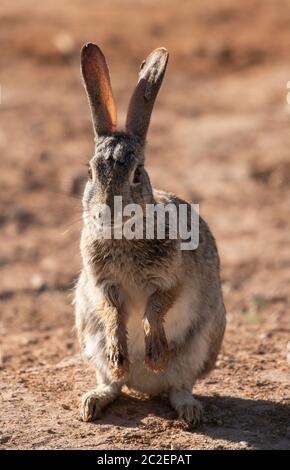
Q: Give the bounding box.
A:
[60,214,91,235]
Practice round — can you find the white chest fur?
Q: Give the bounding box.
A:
[125,286,197,359]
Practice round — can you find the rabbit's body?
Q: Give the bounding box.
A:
[75,44,226,424]
[75,189,225,414]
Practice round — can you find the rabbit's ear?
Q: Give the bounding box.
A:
[81,43,117,137]
[125,48,168,142]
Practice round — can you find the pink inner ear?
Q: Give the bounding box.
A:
[96,63,117,131]
[82,43,117,134]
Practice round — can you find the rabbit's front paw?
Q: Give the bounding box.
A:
[144,330,169,373]
[107,342,130,380]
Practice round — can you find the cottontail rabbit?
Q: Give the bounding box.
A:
[75,43,226,425]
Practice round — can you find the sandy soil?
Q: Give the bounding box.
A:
[0,0,290,450]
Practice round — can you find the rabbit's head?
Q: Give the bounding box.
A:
[81,43,168,225]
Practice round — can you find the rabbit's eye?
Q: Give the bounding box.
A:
[132,166,142,185]
[88,167,93,180]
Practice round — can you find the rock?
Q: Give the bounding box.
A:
[30,274,46,291]
[61,404,70,410]
[52,32,75,59]
[170,443,181,450]
[239,441,248,447]
[47,429,57,434]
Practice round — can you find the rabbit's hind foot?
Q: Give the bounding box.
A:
[80,383,121,422]
[169,389,203,427]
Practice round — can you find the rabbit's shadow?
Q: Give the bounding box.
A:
[92,392,290,449]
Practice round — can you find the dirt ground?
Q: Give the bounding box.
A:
[1,0,290,450]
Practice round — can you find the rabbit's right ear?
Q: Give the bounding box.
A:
[125,48,169,142]
[81,43,117,137]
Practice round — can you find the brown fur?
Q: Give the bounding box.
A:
[75,44,226,424]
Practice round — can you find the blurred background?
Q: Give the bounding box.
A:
[0,0,289,450]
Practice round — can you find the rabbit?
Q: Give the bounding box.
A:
[74,43,226,426]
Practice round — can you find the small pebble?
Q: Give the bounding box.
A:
[61,404,70,410]
[170,443,180,450]
[47,429,57,434]
[53,32,75,57]
[239,441,248,447]
[30,274,46,291]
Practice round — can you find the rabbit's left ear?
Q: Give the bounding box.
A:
[125,48,169,142]
[81,43,117,137]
